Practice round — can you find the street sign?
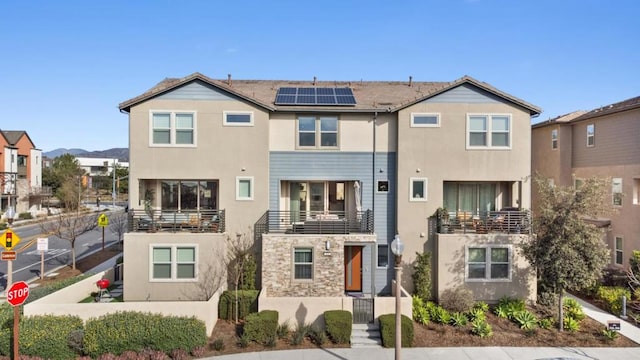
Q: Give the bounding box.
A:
[0,229,20,250]
[98,213,109,227]
[37,237,49,251]
[608,320,621,331]
[6,281,29,306]
[1,251,16,261]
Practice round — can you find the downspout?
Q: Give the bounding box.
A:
[371,111,377,297]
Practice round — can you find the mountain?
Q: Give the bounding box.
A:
[44,148,129,162]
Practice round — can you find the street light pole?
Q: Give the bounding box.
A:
[391,234,404,360]
[112,159,116,208]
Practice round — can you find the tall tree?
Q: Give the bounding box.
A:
[43,154,85,209]
[522,175,612,330]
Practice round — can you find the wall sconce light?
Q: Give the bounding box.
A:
[416,168,421,173]
[325,240,331,251]
[379,168,384,173]
[241,167,246,172]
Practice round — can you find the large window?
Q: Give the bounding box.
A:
[615,237,623,265]
[467,114,511,149]
[224,111,254,126]
[151,246,196,280]
[587,124,595,147]
[444,182,497,215]
[410,178,427,202]
[150,111,196,146]
[612,178,623,206]
[294,248,313,280]
[160,180,217,210]
[298,116,338,148]
[411,113,440,127]
[467,246,511,281]
[377,244,389,268]
[551,129,558,149]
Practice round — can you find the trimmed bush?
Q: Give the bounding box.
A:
[412,252,432,301]
[596,286,631,316]
[439,286,474,313]
[379,314,413,348]
[83,311,206,357]
[243,310,278,345]
[0,314,83,359]
[324,310,352,344]
[218,290,259,321]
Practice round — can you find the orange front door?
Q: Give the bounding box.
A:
[344,246,362,292]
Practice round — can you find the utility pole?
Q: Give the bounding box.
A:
[112,158,116,207]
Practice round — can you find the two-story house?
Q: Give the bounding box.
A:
[119,73,540,324]
[532,96,640,268]
[0,130,45,217]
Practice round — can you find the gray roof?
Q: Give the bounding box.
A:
[572,95,640,122]
[1,130,29,146]
[531,110,587,129]
[119,72,542,115]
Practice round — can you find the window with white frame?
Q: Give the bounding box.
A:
[150,111,196,146]
[151,246,196,280]
[612,178,623,206]
[615,237,623,265]
[236,177,254,201]
[410,178,427,201]
[551,129,558,149]
[587,124,595,147]
[294,248,313,280]
[297,116,338,148]
[377,244,389,268]
[467,246,511,281]
[633,178,640,205]
[411,113,440,127]
[467,114,511,148]
[224,111,254,126]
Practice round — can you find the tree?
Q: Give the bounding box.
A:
[227,231,256,323]
[40,212,99,269]
[109,211,128,249]
[522,175,612,330]
[43,154,85,209]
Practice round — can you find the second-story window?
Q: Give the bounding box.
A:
[551,129,558,149]
[298,116,338,149]
[612,178,623,206]
[224,111,254,126]
[467,114,511,149]
[150,111,196,146]
[587,124,595,147]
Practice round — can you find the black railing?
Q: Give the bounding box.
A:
[437,209,531,235]
[255,210,374,235]
[128,209,225,233]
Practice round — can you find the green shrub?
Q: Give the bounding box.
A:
[218,290,259,321]
[412,296,430,325]
[212,338,225,351]
[596,286,631,316]
[513,311,537,331]
[473,301,489,313]
[243,310,278,345]
[240,254,257,290]
[290,322,311,345]
[412,252,432,301]
[431,306,451,324]
[0,315,84,359]
[378,314,413,348]
[538,317,555,329]
[276,320,290,339]
[471,318,493,338]
[563,298,585,321]
[563,316,580,332]
[237,334,250,348]
[449,312,467,327]
[602,328,619,341]
[324,310,352,344]
[467,308,486,322]
[439,286,475,313]
[18,212,33,220]
[83,311,206,357]
[309,325,328,345]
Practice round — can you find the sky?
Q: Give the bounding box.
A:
[1,0,638,152]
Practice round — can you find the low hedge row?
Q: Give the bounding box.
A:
[596,286,631,316]
[243,310,278,344]
[324,310,352,344]
[219,290,259,321]
[379,313,414,348]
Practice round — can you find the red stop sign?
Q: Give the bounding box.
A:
[7,281,29,306]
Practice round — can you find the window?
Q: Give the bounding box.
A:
[467,114,511,149]
[294,248,313,280]
[467,246,511,281]
[551,129,558,149]
[236,177,254,200]
[150,111,196,146]
[160,180,217,210]
[587,124,595,147]
[411,113,440,127]
[615,237,623,265]
[410,178,427,202]
[377,244,389,268]
[612,178,623,206]
[224,111,254,126]
[297,116,338,148]
[377,180,389,193]
[151,246,197,281]
[443,182,497,214]
[633,178,640,205]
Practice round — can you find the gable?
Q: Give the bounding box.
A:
[156,80,237,101]
[423,83,505,105]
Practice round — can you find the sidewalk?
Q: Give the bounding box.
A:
[567,293,640,343]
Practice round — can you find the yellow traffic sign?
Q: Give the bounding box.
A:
[98,214,109,227]
[0,229,20,250]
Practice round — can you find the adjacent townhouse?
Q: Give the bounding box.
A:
[119,73,540,324]
[0,130,46,217]
[532,96,640,268]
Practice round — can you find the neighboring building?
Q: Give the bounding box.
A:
[532,96,640,268]
[119,73,540,323]
[74,157,129,177]
[0,130,46,217]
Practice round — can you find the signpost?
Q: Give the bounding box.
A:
[1,228,20,290]
[7,281,29,360]
[98,214,109,250]
[37,237,49,280]
[0,229,20,249]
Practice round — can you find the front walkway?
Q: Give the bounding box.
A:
[567,293,640,344]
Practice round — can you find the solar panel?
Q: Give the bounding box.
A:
[274,87,356,106]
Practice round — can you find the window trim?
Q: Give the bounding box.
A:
[586,124,595,147]
[296,116,339,149]
[293,247,314,281]
[410,113,440,128]
[465,245,512,282]
[551,129,558,150]
[223,111,254,126]
[236,176,254,201]
[149,110,197,147]
[149,244,198,282]
[377,244,389,268]
[409,177,428,202]
[615,236,623,265]
[466,113,512,150]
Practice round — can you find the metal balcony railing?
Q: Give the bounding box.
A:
[437,209,531,235]
[255,210,374,235]
[128,209,225,233]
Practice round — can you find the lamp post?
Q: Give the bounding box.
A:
[391,234,404,360]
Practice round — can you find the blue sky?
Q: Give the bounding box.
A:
[1,0,638,152]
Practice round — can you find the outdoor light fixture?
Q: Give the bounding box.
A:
[391,234,404,360]
[325,240,331,251]
[5,207,15,226]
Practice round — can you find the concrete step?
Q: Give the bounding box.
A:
[351,323,382,348]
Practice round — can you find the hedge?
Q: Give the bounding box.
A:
[243,310,278,344]
[596,286,631,316]
[219,290,259,321]
[324,310,352,344]
[379,314,413,348]
[0,315,83,359]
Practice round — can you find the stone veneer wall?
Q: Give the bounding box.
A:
[262,234,376,297]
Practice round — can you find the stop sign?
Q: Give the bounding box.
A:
[6,281,29,306]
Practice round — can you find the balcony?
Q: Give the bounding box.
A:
[437,209,531,235]
[255,210,374,235]
[128,209,225,233]
[29,186,53,197]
